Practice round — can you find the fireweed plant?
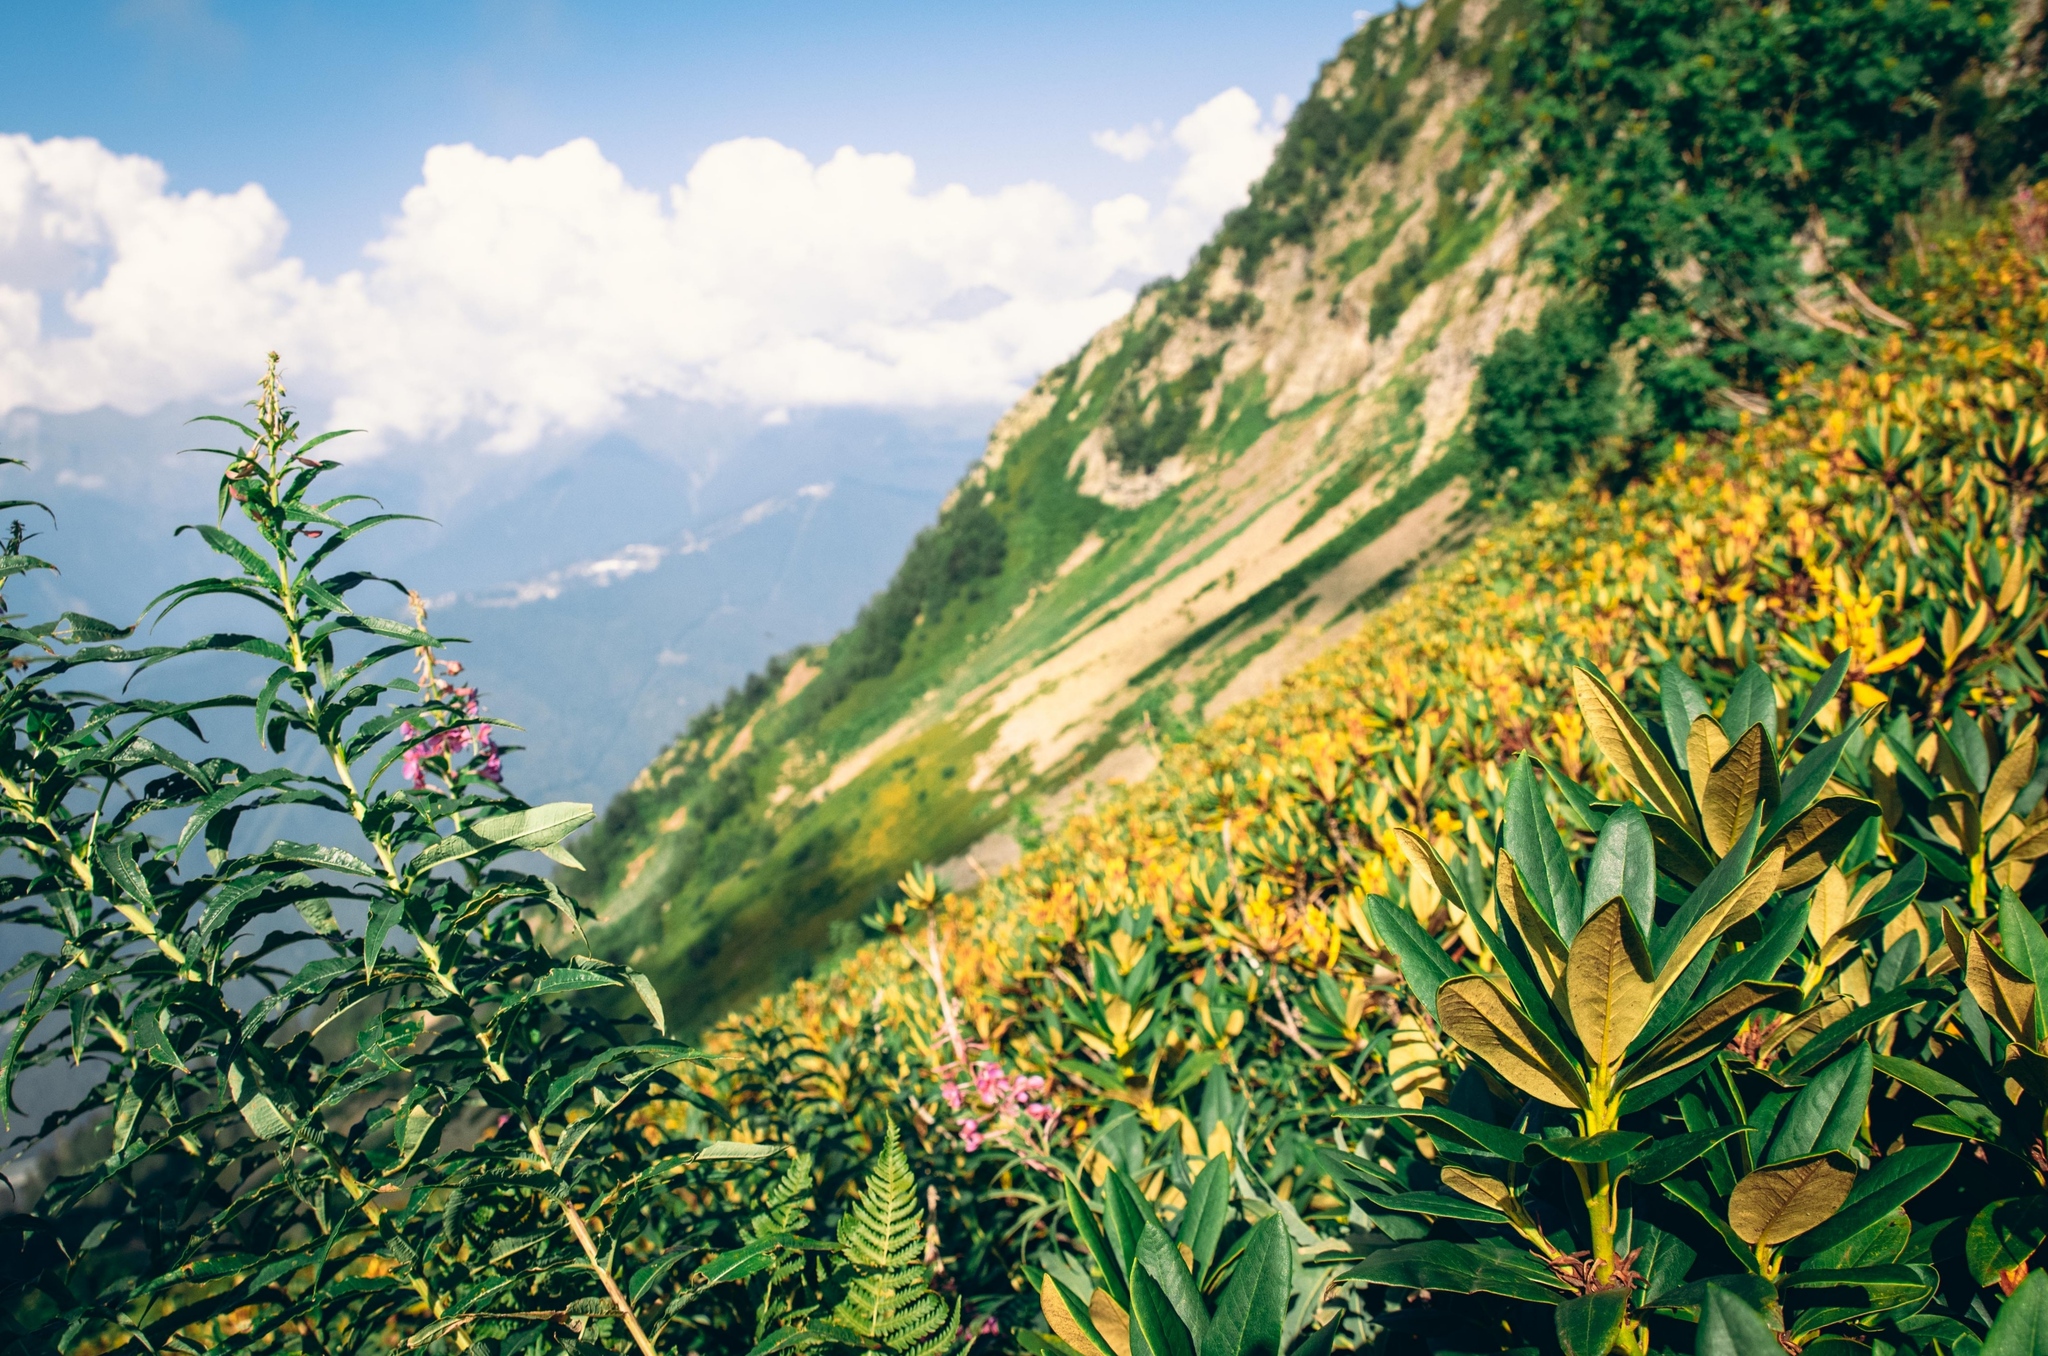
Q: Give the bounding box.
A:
[0,359,958,1356]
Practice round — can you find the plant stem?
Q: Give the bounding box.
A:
[527,1123,658,1356]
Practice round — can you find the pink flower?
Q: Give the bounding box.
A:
[973,1062,1007,1107]
[940,1082,965,1111]
[959,1119,983,1152]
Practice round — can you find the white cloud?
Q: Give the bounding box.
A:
[0,90,1286,453]
[1169,90,1290,218]
[1091,123,1159,163]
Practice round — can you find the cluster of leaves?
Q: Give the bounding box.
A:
[663,207,2048,1353]
[0,361,966,1356]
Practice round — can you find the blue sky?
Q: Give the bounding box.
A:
[0,0,1377,804]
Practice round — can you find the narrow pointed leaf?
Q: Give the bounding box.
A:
[1572,665,1698,835]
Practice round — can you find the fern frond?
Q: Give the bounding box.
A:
[751,1151,816,1240]
[830,1124,956,1356]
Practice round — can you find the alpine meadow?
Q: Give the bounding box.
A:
[10,3,2048,1356]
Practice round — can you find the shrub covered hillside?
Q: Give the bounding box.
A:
[681,204,2048,1349]
[570,0,2047,1033]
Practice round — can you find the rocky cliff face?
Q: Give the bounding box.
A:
[569,0,1549,1028]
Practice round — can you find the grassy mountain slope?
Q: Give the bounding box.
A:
[570,0,2044,1032]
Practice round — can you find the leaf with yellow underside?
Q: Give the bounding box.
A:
[1703,724,1774,857]
[1440,1166,1513,1211]
[1562,897,1655,1070]
[1728,1154,1857,1245]
[1687,716,1732,820]
[1497,849,1567,996]
[1436,974,1588,1109]
[1656,849,1785,1003]
[1573,666,1699,837]
[1623,981,1797,1089]
[1965,928,2039,1052]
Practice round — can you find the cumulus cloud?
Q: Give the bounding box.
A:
[1090,123,1159,162]
[0,89,1285,453]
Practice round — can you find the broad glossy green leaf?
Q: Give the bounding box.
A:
[1780,1265,1937,1335]
[1131,1261,1197,1356]
[1584,804,1657,934]
[1967,1197,2048,1286]
[1177,1155,1230,1279]
[1784,654,1850,749]
[1802,1207,1910,1269]
[1555,1287,1627,1356]
[1339,1106,1536,1163]
[1646,1272,1779,1321]
[1065,1174,1131,1311]
[1136,1221,1208,1347]
[1721,665,1778,745]
[1531,1131,1649,1163]
[1200,1214,1288,1356]
[1504,753,1581,939]
[1105,1169,1158,1279]
[1357,1189,1508,1223]
[1634,1222,1696,1306]
[1982,1269,2048,1356]
[1630,1127,1752,1184]
[1778,981,1944,1078]
[1660,661,1713,773]
[1766,1044,1872,1164]
[1364,893,1459,1020]
[1698,1285,1787,1356]
[1653,809,1762,974]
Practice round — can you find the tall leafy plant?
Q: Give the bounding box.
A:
[0,358,776,1354]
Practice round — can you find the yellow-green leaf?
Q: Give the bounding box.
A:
[1440,1166,1513,1211]
[1770,797,1881,889]
[1986,735,2038,827]
[1436,975,1588,1109]
[1703,724,1771,857]
[1688,715,1731,819]
[1497,850,1568,995]
[1572,666,1699,836]
[1965,929,2039,1051]
[1728,1155,1857,1245]
[1562,898,1656,1069]
[1397,827,1470,913]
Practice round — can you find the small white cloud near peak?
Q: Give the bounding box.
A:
[1169,88,1288,218]
[761,407,790,426]
[1090,122,1160,163]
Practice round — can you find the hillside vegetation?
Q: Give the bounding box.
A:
[569,0,2046,1033]
[685,199,2048,1348]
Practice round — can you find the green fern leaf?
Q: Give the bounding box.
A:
[830,1123,957,1356]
